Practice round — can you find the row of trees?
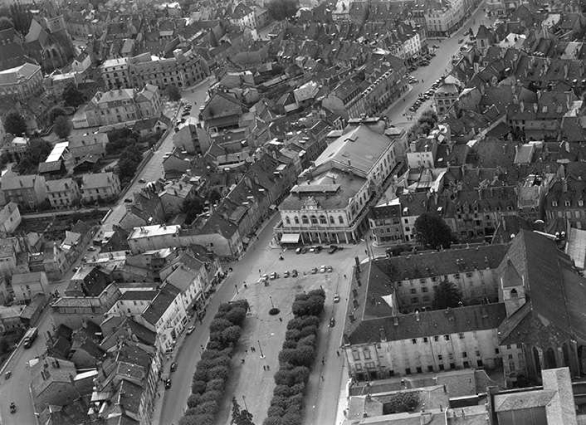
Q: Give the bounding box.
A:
[179,300,249,425]
[263,289,325,425]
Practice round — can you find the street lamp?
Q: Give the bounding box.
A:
[269,296,275,309]
[242,395,248,411]
[258,340,265,358]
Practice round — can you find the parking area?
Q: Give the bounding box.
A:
[214,243,364,425]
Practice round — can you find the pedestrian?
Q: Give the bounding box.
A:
[244,283,247,288]
[279,317,283,322]
[336,350,340,357]
[241,358,245,364]
[251,346,255,352]
[200,345,204,350]
[322,357,325,365]
[267,365,270,370]
[344,274,347,279]
[320,375,324,381]
[259,269,261,274]
[245,349,248,353]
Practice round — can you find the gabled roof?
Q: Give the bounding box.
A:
[141,284,181,326]
[201,91,246,121]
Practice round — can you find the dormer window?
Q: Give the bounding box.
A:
[565,200,571,207]
[552,201,558,207]
[579,200,584,207]
[542,106,548,113]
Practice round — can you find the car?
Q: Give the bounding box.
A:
[333,294,340,303]
[291,269,298,277]
[433,44,440,49]
[409,107,416,112]
[88,246,96,251]
[284,270,290,278]
[165,378,172,389]
[124,198,133,203]
[311,267,318,274]
[314,246,323,253]
[319,265,327,273]
[170,362,177,372]
[138,178,146,183]
[328,245,338,254]
[458,38,464,44]
[430,52,436,57]
[270,272,278,280]
[329,317,336,327]
[186,325,195,335]
[296,247,303,254]
[182,111,190,116]
[326,265,333,272]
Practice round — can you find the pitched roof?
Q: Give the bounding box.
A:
[497,230,586,343]
[141,284,181,326]
[81,172,118,190]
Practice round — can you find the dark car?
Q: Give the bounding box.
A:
[165,378,172,389]
[124,198,133,203]
[170,362,177,372]
[291,269,298,277]
[328,245,338,254]
[329,317,336,327]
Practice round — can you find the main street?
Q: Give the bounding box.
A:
[0,77,214,425]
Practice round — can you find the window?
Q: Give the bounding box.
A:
[365,362,375,369]
[462,352,467,358]
[422,287,428,293]
[310,215,318,224]
[411,297,418,303]
[352,350,360,361]
[423,337,428,342]
[459,333,465,339]
[438,355,443,361]
[330,216,335,224]
[302,215,309,224]
[285,217,291,225]
[410,288,417,294]
[294,216,299,224]
[450,363,456,369]
[338,216,344,224]
[444,335,450,341]
[412,339,417,344]
[477,360,483,367]
[495,348,500,355]
[427,365,434,372]
[363,349,371,360]
[355,363,363,370]
[405,368,411,375]
[434,336,439,341]
[475,350,481,357]
[416,366,422,373]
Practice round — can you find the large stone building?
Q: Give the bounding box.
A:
[74,84,162,128]
[0,62,43,101]
[100,49,209,90]
[276,123,400,244]
[342,230,586,387]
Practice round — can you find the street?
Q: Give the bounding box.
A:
[156,212,369,425]
[100,77,213,229]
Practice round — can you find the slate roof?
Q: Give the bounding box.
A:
[497,230,586,344]
[141,284,181,326]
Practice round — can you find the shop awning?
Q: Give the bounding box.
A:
[280,233,300,244]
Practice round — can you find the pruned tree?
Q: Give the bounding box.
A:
[54,115,72,138]
[266,0,298,20]
[4,111,26,136]
[432,280,463,310]
[413,212,453,249]
[62,83,85,107]
[166,84,182,101]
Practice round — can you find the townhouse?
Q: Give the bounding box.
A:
[0,202,21,235]
[0,174,47,210]
[0,62,43,101]
[80,172,121,204]
[45,178,81,208]
[68,132,108,161]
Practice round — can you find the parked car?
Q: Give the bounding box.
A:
[284,270,290,278]
[270,272,278,280]
[319,265,326,273]
[326,265,333,272]
[138,178,146,183]
[170,362,177,372]
[124,198,133,203]
[186,326,195,335]
[296,247,303,254]
[458,38,464,43]
[165,378,172,389]
[329,317,336,327]
[333,294,341,303]
[291,269,298,277]
[328,245,338,254]
[311,267,318,274]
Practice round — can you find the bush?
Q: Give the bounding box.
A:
[180,414,214,425]
[207,365,229,381]
[273,384,292,398]
[289,382,305,395]
[267,405,285,417]
[298,325,318,339]
[281,412,302,425]
[206,378,226,392]
[210,318,233,333]
[200,390,223,404]
[263,417,282,425]
[221,325,242,344]
[289,366,310,385]
[297,334,316,348]
[274,369,294,386]
[300,316,320,328]
[282,339,297,349]
[210,355,231,369]
[225,307,247,326]
[384,392,419,413]
[284,329,301,342]
[195,400,219,415]
[191,380,207,394]
[270,396,290,410]
[289,345,315,367]
[286,317,304,330]
[193,368,209,383]
[187,393,202,408]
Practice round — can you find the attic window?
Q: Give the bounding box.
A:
[579,200,584,207]
[552,201,558,207]
[542,106,547,113]
[565,200,571,207]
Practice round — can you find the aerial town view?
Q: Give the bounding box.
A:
[0,0,586,423]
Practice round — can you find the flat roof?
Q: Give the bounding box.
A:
[129,224,181,240]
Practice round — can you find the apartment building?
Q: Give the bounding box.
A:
[45,178,81,208]
[80,172,121,203]
[0,63,43,101]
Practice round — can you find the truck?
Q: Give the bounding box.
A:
[23,327,38,349]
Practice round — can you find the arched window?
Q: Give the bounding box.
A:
[310,215,318,224]
[338,215,344,224]
[294,216,299,224]
[285,217,291,225]
[329,216,335,224]
[319,215,327,224]
[510,289,518,298]
[301,215,309,224]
